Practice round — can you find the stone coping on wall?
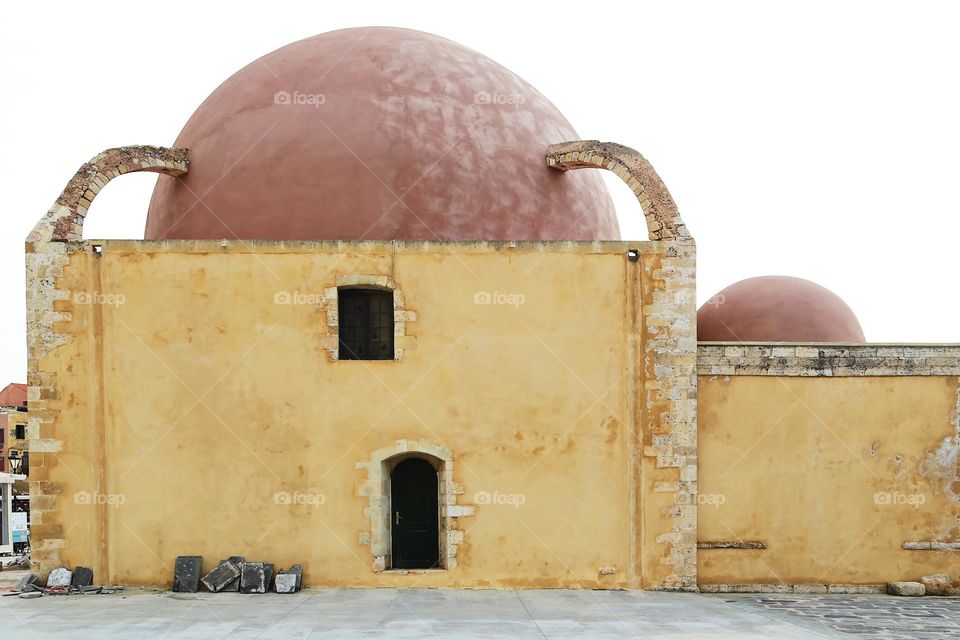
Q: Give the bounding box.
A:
[27,238,681,256]
[698,343,960,377]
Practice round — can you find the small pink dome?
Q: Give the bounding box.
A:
[698,276,865,342]
[145,27,618,241]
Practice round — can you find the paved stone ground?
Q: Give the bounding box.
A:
[2,587,960,638]
[715,593,960,639]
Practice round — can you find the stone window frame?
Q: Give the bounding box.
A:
[356,440,475,572]
[319,275,417,361]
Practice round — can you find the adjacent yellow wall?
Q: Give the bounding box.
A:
[698,375,960,585]
[33,241,682,589]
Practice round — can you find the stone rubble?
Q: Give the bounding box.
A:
[71,566,94,588]
[919,573,953,596]
[274,573,297,594]
[240,562,267,594]
[887,581,926,597]
[200,560,241,593]
[220,556,244,592]
[172,556,202,593]
[46,567,72,587]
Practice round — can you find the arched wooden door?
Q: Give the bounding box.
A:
[390,458,440,569]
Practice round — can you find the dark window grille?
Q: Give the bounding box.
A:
[338,289,394,360]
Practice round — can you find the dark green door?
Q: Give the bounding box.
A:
[391,458,440,569]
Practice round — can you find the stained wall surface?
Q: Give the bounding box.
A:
[698,368,960,587]
[26,240,697,590]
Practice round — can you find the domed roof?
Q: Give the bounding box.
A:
[698,276,865,342]
[145,27,618,241]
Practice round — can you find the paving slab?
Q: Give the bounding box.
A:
[714,593,960,639]
[2,588,959,639]
[0,588,823,639]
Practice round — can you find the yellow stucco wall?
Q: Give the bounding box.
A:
[698,374,960,585]
[28,240,696,589]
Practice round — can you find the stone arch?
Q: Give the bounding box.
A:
[356,440,474,572]
[317,274,418,361]
[545,140,690,241]
[28,146,189,243]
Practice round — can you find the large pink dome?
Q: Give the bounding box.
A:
[698,276,866,343]
[145,27,618,241]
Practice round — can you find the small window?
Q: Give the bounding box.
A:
[338,289,394,360]
[15,424,26,440]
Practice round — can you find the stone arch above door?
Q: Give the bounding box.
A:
[356,440,475,571]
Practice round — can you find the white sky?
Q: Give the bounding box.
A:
[2,1,958,384]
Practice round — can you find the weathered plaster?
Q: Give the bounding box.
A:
[25,238,696,589]
[698,375,960,587]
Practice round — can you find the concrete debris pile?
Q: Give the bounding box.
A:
[1,555,30,570]
[887,574,960,597]
[175,556,303,594]
[1,567,123,599]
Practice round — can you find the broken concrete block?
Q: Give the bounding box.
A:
[264,563,275,591]
[220,556,244,592]
[80,585,103,594]
[47,568,72,587]
[920,573,952,596]
[72,566,94,588]
[274,573,297,593]
[201,560,241,593]
[172,556,203,593]
[288,564,303,591]
[240,562,266,593]
[13,573,38,593]
[19,591,42,599]
[887,581,925,596]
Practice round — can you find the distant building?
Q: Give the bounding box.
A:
[0,471,27,555]
[0,383,27,476]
